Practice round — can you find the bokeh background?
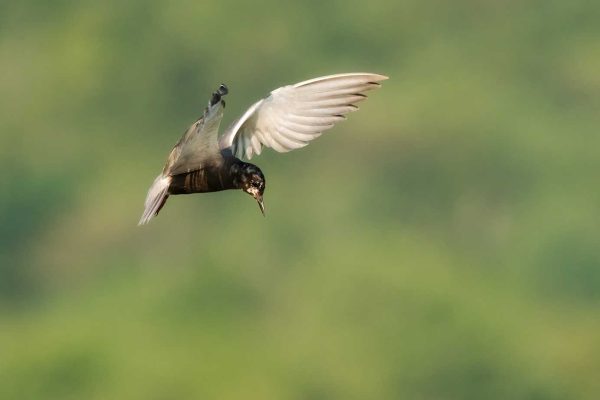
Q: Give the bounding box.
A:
[1,1,600,399]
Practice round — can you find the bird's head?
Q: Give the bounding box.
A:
[238,163,266,215]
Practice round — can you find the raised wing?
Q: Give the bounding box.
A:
[165,85,228,176]
[218,73,388,160]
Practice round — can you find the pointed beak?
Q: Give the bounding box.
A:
[256,194,265,216]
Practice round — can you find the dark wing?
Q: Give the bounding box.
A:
[218,73,388,160]
[165,88,227,176]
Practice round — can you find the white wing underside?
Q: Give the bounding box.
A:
[219,73,388,160]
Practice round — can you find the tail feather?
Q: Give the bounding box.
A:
[139,175,171,225]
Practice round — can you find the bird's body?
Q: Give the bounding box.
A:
[168,155,239,195]
[139,73,387,225]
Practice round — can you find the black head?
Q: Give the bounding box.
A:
[238,163,266,215]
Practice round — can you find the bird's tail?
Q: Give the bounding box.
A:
[138,175,171,225]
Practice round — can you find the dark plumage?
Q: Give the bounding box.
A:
[139,73,387,225]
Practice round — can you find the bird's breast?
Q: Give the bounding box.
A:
[169,165,235,195]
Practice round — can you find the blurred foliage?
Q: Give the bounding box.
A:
[1,0,600,399]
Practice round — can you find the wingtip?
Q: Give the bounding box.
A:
[366,74,388,89]
[348,72,389,81]
[210,84,229,107]
[368,73,389,82]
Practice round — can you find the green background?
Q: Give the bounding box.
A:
[1,1,599,399]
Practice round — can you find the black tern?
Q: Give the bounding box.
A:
[139,72,388,225]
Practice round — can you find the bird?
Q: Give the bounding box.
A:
[139,72,388,225]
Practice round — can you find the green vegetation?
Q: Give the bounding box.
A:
[1,1,599,399]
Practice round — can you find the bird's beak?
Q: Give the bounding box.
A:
[256,194,265,216]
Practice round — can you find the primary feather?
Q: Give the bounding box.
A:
[219,73,388,159]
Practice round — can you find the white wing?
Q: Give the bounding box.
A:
[218,73,388,160]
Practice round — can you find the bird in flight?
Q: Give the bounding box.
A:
[139,72,388,225]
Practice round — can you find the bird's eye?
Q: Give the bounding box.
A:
[251,181,260,188]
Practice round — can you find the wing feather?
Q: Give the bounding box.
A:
[219,73,388,160]
[166,98,226,176]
